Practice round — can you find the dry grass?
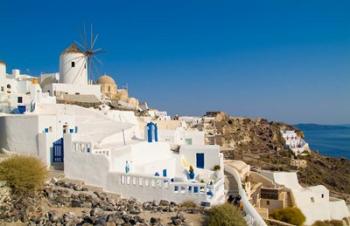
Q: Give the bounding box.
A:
[0,155,48,195]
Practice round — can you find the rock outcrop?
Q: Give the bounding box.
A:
[0,179,205,225]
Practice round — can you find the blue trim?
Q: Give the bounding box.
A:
[147,123,153,142]
[196,153,205,169]
[154,124,158,142]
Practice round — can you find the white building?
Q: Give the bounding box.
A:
[261,171,350,225]
[158,126,205,146]
[41,44,101,100]
[0,61,56,114]
[64,128,224,206]
[0,102,225,206]
[281,130,310,156]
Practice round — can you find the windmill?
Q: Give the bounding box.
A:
[75,24,103,83]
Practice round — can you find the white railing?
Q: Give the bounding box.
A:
[73,141,111,158]
[92,149,111,157]
[118,173,223,203]
[73,141,92,153]
[225,166,267,226]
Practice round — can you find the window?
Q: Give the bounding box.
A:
[84,63,86,69]
[1,86,3,92]
[108,86,111,92]
[6,84,11,89]
[311,197,315,203]
[266,200,270,205]
[321,194,324,198]
[17,96,23,103]
[71,61,75,67]
[185,138,192,145]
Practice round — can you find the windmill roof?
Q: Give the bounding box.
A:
[62,43,83,54]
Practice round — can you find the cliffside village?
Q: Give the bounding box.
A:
[0,43,349,226]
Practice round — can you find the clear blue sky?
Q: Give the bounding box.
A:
[0,0,349,124]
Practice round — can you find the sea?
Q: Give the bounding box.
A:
[294,124,350,160]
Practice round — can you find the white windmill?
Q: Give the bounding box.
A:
[59,25,103,86]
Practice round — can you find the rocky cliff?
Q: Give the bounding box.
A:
[204,112,350,202]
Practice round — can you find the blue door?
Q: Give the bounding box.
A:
[147,124,153,142]
[53,138,64,163]
[162,169,167,177]
[196,153,205,169]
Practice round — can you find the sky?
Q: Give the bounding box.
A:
[0,0,349,124]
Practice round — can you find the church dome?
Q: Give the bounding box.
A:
[97,75,116,85]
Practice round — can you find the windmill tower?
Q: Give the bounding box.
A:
[59,43,88,85]
[59,25,102,86]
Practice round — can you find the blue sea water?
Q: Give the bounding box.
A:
[295,124,350,159]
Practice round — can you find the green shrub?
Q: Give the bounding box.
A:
[312,220,343,226]
[180,200,197,209]
[0,155,48,195]
[213,165,221,171]
[270,207,305,226]
[207,203,247,226]
[312,221,329,226]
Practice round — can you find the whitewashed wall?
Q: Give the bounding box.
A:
[0,115,39,154]
[64,135,110,187]
[262,171,350,225]
[0,114,76,167]
[44,83,101,99]
[179,145,221,171]
[64,134,225,206]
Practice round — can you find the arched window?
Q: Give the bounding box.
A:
[71,61,75,67]
[6,84,11,89]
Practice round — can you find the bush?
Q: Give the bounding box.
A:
[270,207,306,226]
[0,155,48,195]
[312,221,329,226]
[180,200,197,209]
[207,203,247,226]
[312,220,343,226]
[213,165,221,171]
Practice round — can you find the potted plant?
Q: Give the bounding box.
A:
[213,165,221,178]
[188,166,195,180]
[213,165,221,171]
